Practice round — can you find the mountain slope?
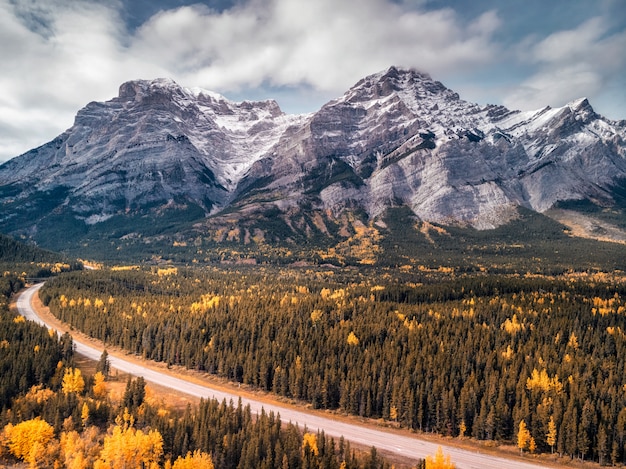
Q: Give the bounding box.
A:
[232,67,626,230]
[0,78,306,224]
[0,67,625,259]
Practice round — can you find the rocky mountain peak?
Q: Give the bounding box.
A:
[118,77,175,97]
[565,97,597,123]
[0,66,624,250]
[342,66,453,106]
[117,77,192,106]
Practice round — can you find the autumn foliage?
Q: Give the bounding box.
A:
[0,249,406,468]
[169,450,214,469]
[3,417,54,466]
[94,410,163,469]
[62,367,85,394]
[37,267,626,464]
[425,446,455,469]
[5,259,626,467]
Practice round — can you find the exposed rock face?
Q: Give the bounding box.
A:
[233,67,626,229]
[0,66,625,240]
[0,78,306,220]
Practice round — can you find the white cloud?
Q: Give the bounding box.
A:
[131,0,501,94]
[0,0,165,162]
[1,0,625,164]
[0,0,505,162]
[504,17,626,114]
[3,0,626,165]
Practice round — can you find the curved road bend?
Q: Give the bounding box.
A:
[19,283,548,469]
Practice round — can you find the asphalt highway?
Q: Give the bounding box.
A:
[17,283,550,469]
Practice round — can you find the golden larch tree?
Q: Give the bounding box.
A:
[347,331,360,346]
[517,420,531,453]
[62,367,85,394]
[425,446,456,469]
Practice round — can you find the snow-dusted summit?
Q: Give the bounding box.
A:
[0,66,625,245]
[232,66,626,229]
[0,77,306,218]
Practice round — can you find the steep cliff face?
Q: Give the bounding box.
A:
[232,67,626,229]
[0,67,624,244]
[0,78,306,223]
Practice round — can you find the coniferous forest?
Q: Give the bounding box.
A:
[36,265,626,465]
[0,240,402,468]
[5,228,626,467]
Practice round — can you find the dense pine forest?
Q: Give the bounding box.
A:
[0,277,69,410]
[0,233,81,270]
[6,227,626,467]
[38,265,626,465]
[0,236,404,468]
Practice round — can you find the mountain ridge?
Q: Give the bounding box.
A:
[0,66,625,258]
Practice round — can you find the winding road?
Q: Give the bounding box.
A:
[18,283,551,469]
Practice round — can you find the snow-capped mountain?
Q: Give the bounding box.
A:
[237,67,625,229]
[0,66,624,247]
[0,78,307,219]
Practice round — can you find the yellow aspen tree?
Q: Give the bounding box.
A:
[172,450,215,469]
[302,432,319,456]
[60,430,89,469]
[310,309,323,322]
[517,420,531,453]
[567,332,579,349]
[30,438,60,469]
[529,437,537,453]
[59,426,101,469]
[425,446,456,469]
[3,417,55,466]
[81,402,90,426]
[93,371,107,399]
[62,368,85,394]
[389,405,398,421]
[94,419,163,469]
[458,421,467,438]
[347,331,360,346]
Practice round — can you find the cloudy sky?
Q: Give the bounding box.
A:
[1,0,625,163]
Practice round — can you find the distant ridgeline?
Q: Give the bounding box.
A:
[0,233,65,263]
[0,233,82,278]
